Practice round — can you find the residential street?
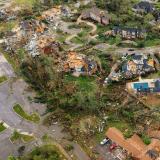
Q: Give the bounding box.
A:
[94,43,160,55]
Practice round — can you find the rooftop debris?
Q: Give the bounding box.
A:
[81,7,110,25]
[63,51,98,77]
[105,53,156,84]
[25,34,60,57]
[0,9,7,21]
[42,6,62,22]
[106,127,160,160]
[37,35,61,55]
[20,19,48,36]
[126,78,160,95]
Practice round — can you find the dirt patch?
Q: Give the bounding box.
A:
[142,94,160,107]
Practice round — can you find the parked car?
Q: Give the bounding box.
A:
[100,138,110,145]
[109,143,118,152]
[128,48,134,51]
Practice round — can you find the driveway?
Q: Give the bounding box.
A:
[0,54,15,77]
[96,144,118,160]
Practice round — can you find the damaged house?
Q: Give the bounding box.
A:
[25,35,60,57]
[81,7,110,25]
[37,35,60,56]
[63,51,98,77]
[42,6,61,22]
[20,19,47,37]
[106,27,146,40]
[105,53,155,83]
[4,19,48,55]
[121,53,155,78]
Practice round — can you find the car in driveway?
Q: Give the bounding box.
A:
[100,138,110,145]
[128,48,134,51]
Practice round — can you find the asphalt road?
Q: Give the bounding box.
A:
[0,54,15,77]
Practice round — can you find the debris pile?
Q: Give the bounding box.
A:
[20,19,48,37]
[42,6,61,23]
[37,35,60,55]
[63,51,98,77]
[25,34,61,57]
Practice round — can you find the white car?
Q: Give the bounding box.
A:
[100,138,110,145]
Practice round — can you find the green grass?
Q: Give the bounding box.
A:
[0,76,7,84]
[22,134,34,142]
[64,75,97,92]
[10,130,34,143]
[1,50,19,73]
[144,39,160,47]
[0,122,6,132]
[71,36,86,44]
[13,104,40,123]
[107,116,134,138]
[68,23,92,32]
[0,21,18,33]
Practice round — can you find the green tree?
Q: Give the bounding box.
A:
[106,0,131,14]
[7,156,17,160]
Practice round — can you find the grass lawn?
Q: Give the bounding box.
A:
[0,122,6,132]
[10,130,34,143]
[64,75,98,92]
[1,49,19,73]
[71,36,84,44]
[13,104,40,123]
[21,134,35,143]
[68,22,92,31]
[107,116,134,138]
[144,39,160,47]
[0,76,7,84]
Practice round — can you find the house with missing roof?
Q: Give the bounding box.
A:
[126,78,160,95]
[81,7,110,25]
[106,127,160,160]
[111,27,146,40]
[63,51,98,77]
